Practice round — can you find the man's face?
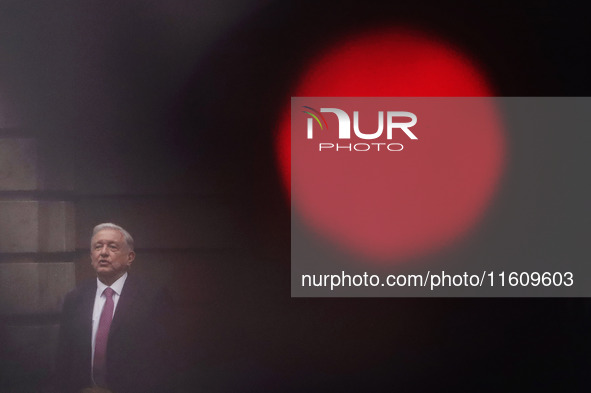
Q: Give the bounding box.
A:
[90,229,135,282]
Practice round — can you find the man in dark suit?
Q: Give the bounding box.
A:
[56,223,174,393]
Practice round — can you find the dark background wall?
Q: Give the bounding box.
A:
[1,1,590,391]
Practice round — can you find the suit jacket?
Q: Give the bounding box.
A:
[55,274,175,393]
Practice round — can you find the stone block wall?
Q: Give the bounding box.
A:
[0,102,76,391]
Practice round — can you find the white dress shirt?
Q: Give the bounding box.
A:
[91,272,128,380]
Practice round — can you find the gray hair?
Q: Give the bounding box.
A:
[92,223,135,251]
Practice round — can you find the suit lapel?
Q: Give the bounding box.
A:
[109,274,138,337]
[78,280,97,373]
[81,281,96,329]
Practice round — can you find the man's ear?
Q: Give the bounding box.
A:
[127,251,136,267]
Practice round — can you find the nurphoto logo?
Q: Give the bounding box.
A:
[302,105,418,152]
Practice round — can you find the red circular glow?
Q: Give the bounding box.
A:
[277,28,505,262]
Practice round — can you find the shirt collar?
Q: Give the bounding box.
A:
[96,272,128,296]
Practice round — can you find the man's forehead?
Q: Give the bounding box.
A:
[91,229,125,243]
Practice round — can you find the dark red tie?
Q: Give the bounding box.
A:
[93,287,115,386]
